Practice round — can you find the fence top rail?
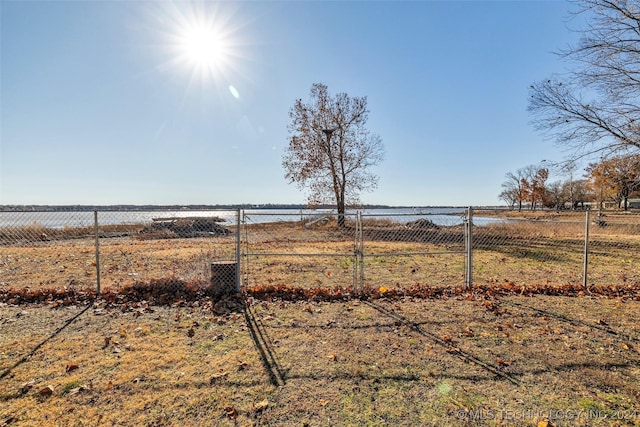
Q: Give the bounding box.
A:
[243,211,354,217]
[360,212,466,217]
[0,207,241,213]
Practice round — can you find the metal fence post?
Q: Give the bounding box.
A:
[355,211,364,294]
[465,207,473,290]
[236,208,241,292]
[94,210,101,295]
[583,209,590,290]
[353,211,359,293]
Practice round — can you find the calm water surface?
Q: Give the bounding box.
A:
[0,207,507,229]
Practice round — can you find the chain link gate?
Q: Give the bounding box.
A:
[240,209,470,292]
[240,211,359,291]
[354,209,469,292]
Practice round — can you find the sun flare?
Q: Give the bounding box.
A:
[149,1,248,89]
[162,3,240,83]
[180,25,226,70]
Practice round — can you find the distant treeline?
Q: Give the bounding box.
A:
[0,204,399,212]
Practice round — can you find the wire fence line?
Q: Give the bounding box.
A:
[1,208,639,295]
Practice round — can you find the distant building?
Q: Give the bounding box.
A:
[628,198,640,209]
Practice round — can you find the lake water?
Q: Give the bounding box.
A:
[0,207,507,229]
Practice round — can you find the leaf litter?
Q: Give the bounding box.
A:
[1,287,640,425]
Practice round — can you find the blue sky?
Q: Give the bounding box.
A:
[1,0,582,206]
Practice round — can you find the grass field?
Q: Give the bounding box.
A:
[1,294,640,426]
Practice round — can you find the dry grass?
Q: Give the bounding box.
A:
[1,295,640,426]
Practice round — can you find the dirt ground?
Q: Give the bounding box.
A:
[1,294,640,426]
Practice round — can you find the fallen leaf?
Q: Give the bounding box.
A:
[238,361,248,371]
[497,358,511,367]
[224,406,238,419]
[538,421,556,427]
[253,399,269,412]
[379,286,389,294]
[66,363,79,373]
[328,353,338,362]
[318,399,329,406]
[102,336,111,349]
[597,319,609,326]
[38,385,54,397]
[187,327,195,338]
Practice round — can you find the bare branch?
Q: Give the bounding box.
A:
[529,0,640,161]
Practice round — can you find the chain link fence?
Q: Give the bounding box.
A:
[1,207,639,295]
[0,209,239,294]
[472,209,640,288]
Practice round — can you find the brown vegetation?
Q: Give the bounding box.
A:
[1,293,640,426]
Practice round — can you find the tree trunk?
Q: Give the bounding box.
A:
[337,188,346,228]
[337,205,345,227]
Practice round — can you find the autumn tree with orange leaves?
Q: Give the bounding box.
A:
[586,155,640,210]
[501,165,549,210]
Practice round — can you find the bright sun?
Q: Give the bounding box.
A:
[181,25,226,70]
[156,2,243,86]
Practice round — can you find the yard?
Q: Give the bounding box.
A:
[1,291,640,426]
[2,210,640,426]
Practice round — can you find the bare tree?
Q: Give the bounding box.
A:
[283,83,385,226]
[562,178,591,209]
[528,0,640,160]
[500,171,526,210]
[545,180,566,210]
[499,187,519,209]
